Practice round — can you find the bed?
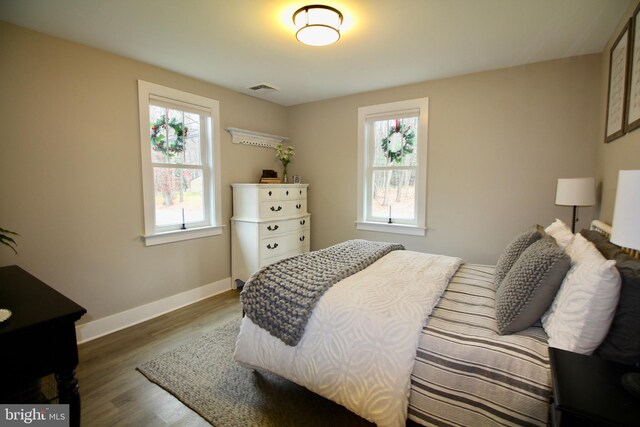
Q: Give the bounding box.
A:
[233,220,640,427]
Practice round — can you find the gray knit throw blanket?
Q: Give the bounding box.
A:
[240,239,405,346]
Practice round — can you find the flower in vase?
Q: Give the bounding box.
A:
[275,144,295,181]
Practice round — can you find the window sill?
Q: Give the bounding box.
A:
[354,221,427,236]
[143,225,224,246]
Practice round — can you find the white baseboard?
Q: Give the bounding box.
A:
[75,277,233,344]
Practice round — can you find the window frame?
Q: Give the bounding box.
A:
[137,80,223,246]
[356,98,429,236]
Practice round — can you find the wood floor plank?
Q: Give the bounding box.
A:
[77,289,242,426]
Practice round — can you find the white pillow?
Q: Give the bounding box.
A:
[542,234,621,354]
[545,219,574,250]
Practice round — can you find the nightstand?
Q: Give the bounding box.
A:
[0,266,86,427]
[549,347,640,427]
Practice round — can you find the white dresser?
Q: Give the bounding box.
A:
[231,183,310,286]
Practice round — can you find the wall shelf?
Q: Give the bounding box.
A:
[225,127,289,148]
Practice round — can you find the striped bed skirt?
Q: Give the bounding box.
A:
[408,264,551,427]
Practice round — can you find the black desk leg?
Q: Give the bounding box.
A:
[56,369,80,427]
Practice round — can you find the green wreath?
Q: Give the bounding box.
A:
[150,116,189,157]
[381,120,415,163]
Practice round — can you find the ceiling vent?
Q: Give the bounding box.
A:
[248,83,279,92]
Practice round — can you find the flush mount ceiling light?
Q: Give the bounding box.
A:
[293,5,343,46]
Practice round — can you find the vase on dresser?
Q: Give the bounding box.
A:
[231,183,310,287]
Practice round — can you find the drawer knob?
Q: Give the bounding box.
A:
[267,243,279,250]
[299,236,305,242]
[267,225,279,231]
[300,219,306,225]
[286,190,289,195]
[296,203,302,209]
[268,191,272,196]
[270,206,282,212]
[299,190,302,195]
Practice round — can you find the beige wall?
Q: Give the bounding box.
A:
[0,22,288,324]
[596,2,640,222]
[289,55,602,264]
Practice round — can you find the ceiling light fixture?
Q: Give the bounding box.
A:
[293,5,343,46]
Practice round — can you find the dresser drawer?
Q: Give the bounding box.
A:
[259,188,281,200]
[260,235,289,258]
[260,252,291,268]
[259,200,307,219]
[286,200,307,216]
[259,201,286,218]
[293,229,310,249]
[259,219,289,235]
[290,216,310,231]
[281,187,307,200]
[298,217,309,227]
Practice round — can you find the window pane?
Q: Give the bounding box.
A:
[372,117,418,167]
[182,112,202,165]
[149,107,201,165]
[371,169,416,221]
[154,167,204,227]
[149,105,168,163]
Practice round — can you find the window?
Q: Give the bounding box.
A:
[137,81,222,246]
[356,98,429,236]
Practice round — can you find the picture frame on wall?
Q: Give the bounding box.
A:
[605,19,631,143]
[627,4,640,132]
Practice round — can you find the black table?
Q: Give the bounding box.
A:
[0,265,86,427]
[549,347,640,427]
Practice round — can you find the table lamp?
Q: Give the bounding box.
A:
[610,170,640,400]
[555,177,596,233]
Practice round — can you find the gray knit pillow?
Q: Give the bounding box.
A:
[494,225,546,287]
[496,236,570,335]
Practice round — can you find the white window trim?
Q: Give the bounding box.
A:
[356,98,429,236]
[138,80,223,246]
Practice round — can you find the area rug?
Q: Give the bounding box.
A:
[138,318,373,427]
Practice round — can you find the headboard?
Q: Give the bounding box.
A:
[590,220,640,259]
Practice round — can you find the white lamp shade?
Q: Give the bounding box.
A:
[293,5,342,46]
[611,170,640,250]
[555,177,596,206]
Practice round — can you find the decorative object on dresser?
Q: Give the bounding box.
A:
[554,177,595,233]
[0,266,86,427]
[274,144,295,183]
[259,169,281,184]
[231,183,310,287]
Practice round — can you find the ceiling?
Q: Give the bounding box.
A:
[0,0,631,106]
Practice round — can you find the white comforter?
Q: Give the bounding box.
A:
[234,250,462,427]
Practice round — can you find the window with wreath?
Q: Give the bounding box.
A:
[356,98,429,236]
[137,81,222,245]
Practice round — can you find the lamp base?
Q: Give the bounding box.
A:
[621,372,640,400]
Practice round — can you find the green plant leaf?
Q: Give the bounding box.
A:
[0,227,19,254]
[0,236,17,254]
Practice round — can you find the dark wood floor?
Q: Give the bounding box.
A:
[76,289,242,426]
